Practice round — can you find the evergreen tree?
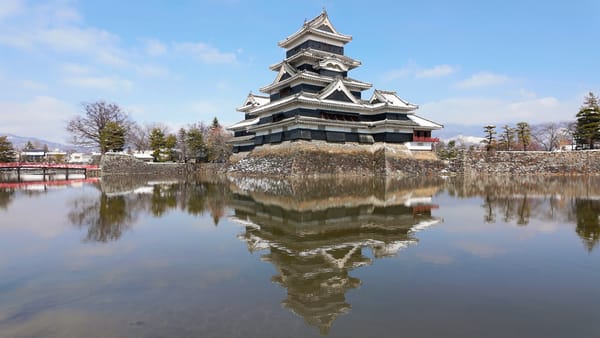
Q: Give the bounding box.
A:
[516,122,531,151]
[186,127,206,162]
[0,136,16,162]
[164,134,177,161]
[482,125,497,151]
[24,141,34,150]
[149,128,166,161]
[99,121,126,153]
[498,125,515,151]
[575,92,600,149]
[211,117,221,130]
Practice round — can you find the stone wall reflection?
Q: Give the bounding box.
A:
[229,177,443,334]
[447,176,600,251]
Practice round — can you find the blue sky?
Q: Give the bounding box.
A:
[1,0,599,142]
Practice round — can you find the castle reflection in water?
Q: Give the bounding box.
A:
[228,177,444,334]
[4,175,600,335]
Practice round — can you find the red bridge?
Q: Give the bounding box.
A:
[0,162,99,182]
[0,162,99,170]
[0,177,100,189]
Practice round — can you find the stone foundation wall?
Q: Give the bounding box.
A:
[227,141,445,177]
[454,150,600,175]
[100,153,194,176]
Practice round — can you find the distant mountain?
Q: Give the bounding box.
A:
[447,134,485,146]
[0,133,94,152]
[435,123,484,141]
[432,123,486,146]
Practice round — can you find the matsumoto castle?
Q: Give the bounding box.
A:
[228,10,442,153]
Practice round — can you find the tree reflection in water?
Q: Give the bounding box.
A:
[68,177,231,242]
[0,188,15,210]
[229,176,444,334]
[572,199,600,252]
[449,176,600,251]
[39,174,600,333]
[68,193,134,242]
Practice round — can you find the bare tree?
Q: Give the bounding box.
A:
[532,122,563,151]
[563,121,577,150]
[66,101,133,153]
[128,123,149,152]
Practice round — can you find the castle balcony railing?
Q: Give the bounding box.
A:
[412,136,440,143]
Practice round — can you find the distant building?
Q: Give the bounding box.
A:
[68,153,93,164]
[228,10,442,153]
[45,150,67,163]
[132,150,154,162]
[20,149,46,162]
[20,149,67,162]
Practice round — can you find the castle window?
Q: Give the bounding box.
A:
[279,86,292,98]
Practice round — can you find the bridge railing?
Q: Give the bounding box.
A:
[0,162,99,169]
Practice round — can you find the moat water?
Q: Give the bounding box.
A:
[1,175,599,337]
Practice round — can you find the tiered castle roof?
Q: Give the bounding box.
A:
[228,10,442,153]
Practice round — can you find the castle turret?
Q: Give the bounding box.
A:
[228,10,442,153]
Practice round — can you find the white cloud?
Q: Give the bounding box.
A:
[421,94,578,126]
[0,96,75,142]
[518,88,537,99]
[0,31,34,49]
[144,38,167,56]
[0,0,23,19]
[61,63,93,75]
[382,62,456,81]
[36,27,127,65]
[0,3,128,67]
[415,64,456,78]
[190,100,219,114]
[174,42,237,64]
[21,80,47,91]
[455,71,510,89]
[135,64,170,77]
[64,75,133,91]
[381,67,413,81]
[31,1,82,26]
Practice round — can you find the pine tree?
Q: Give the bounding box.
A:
[498,125,515,151]
[575,92,600,149]
[211,117,221,130]
[99,121,126,153]
[482,125,497,151]
[149,128,166,161]
[0,136,16,162]
[164,134,177,161]
[186,127,206,162]
[516,122,531,151]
